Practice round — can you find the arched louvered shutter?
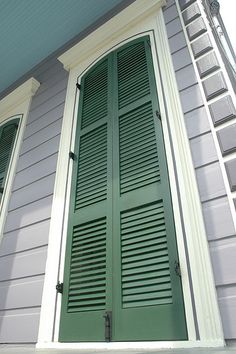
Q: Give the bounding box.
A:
[0,119,19,201]
[59,36,187,342]
[59,57,112,342]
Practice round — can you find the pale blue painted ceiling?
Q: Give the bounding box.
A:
[0,0,127,95]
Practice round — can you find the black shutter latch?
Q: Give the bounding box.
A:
[174,261,181,277]
[155,110,161,121]
[56,282,63,294]
[103,311,112,342]
[76,83,81,90]
[69,151,76,160]
[0,187,3,194]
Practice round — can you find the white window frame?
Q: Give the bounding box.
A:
[0,78,40,244]
[37,0,224,349]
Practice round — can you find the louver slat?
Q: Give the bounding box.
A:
[118,42,150,109]
[0,122,18,191]
[121,202,173,309]
[81,60,108,129]
[75,125,107,209]
[0,124,17,173]
[67,218,107,312]
[119,103,160,194]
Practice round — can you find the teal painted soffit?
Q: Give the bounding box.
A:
[0,0,127,95]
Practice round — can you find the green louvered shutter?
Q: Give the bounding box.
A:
[0,119,19,201]
[59,58,112,341]
[111,38,187,340]
[59,36,187,342]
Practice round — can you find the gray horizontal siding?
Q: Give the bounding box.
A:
[27,89,67,125]
[163,0,236,340]
[210,238,236,286]
[184,106,210,138]
[172,47,192,71]
[16,134,61,172]
[24,103,64,139]
[0,220,50,256]
[0,57,68,343]
[202,198,236,241]
[0,247,47,282]
[13,153,58,191]
[0,275,44,310]
[175,64,198,91]
[195,162,226,202]
[4,195,53,233]
[8,174,56,211]
[168,31,187,54]
[0,308,40,343]
[166,17,182,37]
[21,118,62,155]
[179,84,204,113]
[218,285,236,339]
[190,132,218,168]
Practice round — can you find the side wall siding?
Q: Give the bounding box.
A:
[0,59,68,343]
[163,0,236,340]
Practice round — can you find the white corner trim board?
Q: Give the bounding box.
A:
[38,0,224,348]
[0,77,40,244]
[154,10,224,343]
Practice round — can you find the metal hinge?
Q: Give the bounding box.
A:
[155,110,161,121]
[69,151,76,160]
[56,281,63,294]
[174,261,181,277]
[76,83,81,90]
[103,311,112,342]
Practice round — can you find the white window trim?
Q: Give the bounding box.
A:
[0,78,40,244]
[37,0,224,349]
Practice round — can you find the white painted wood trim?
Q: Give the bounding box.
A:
[37,70,78,344]
[38,0,223,346]
[37,339,225,350]
[155,9,224,342]
[0,78,40,119]
[0,78,40,246]
[58,0,166,71]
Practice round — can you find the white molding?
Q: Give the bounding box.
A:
[37,339,225,350]
[155,9,224,342]
[58,0,166,71]
[149,31,196,341]
[37,71,78,343]
[0,78,40,246]
[0,78,40,120]
[38,0,223,347]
